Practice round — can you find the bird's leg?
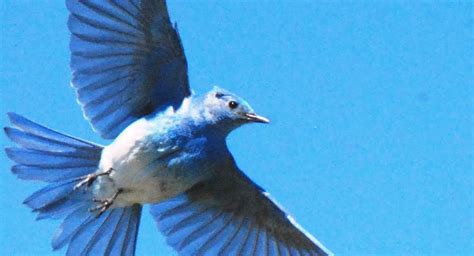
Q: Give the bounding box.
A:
[89,188,123,218]
[73,168,114,191]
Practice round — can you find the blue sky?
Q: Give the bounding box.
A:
[0,1,472,255]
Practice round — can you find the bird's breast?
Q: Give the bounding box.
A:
[93,117,213,207]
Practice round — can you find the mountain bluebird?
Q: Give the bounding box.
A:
[4,0,332,255]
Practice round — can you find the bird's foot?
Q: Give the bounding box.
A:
[73,168,114,191]
[89,188,123,218]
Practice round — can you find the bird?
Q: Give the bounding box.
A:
[4,0,332,255]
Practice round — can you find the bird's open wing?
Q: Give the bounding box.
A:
[67,0,190,139]
[150,168,332,256]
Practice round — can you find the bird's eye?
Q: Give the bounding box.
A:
[228,101,238,109]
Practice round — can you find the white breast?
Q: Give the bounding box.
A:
[93,113,191,207]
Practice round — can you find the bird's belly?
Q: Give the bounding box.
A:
[106,168,190,207]
[93,143,206,208]
[91,117,213,208]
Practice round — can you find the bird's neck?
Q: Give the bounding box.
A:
[175,96,238,140]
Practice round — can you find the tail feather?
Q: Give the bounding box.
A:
[52,205,93,250]
[4,112,102,182]
[23,179,82,210]
[4,126,82,153]
[4,113,142,256]
[6,112,99,150]
[5,147,99,169]
[61,205,142,256]
[36,196,84,220]
[11,165,95,182]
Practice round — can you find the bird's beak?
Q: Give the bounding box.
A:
[244,113,270,124]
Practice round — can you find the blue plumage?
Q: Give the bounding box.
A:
[4,112,102,182]
[67,0,190,139]
[5,113,141,255]
[4,0,332,255]
[150,173,330,256]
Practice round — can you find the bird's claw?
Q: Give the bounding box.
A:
[89,199,113,216]
[73,174,95,190]
[73,168,113,191]
[89,189,122,218]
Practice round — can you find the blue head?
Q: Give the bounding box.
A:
[200,87,269,131]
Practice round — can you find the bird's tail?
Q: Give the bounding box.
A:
[4,113,142,255]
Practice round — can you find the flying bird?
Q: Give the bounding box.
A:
[4,1,332,255]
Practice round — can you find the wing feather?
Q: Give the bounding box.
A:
[150,169,332,256]
[67,0,190,139]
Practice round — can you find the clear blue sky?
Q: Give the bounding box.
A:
[1,1,472,255]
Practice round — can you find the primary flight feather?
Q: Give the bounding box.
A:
[4,0,332,255]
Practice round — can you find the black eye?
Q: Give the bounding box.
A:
[228,101,238,109]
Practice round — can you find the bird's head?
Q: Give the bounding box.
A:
[200,87,269,131]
